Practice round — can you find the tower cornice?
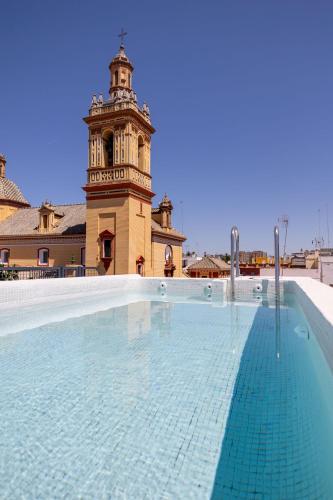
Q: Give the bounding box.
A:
[83,108,155,135]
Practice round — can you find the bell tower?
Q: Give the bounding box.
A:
[83,36,155,275]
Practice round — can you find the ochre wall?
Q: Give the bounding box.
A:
[152,241,183,277]
[0,241,84,267]
[128,196,152,276]
[85,196,129,275]
[85,195,153,276]
[0,204,18,222]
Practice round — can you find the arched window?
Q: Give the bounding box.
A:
[164,245,175,277]
[104,133,114,167]
[0,248,9,265]
[38,248,49,266]
[128,73,131,88]
[138,136,144,170]
[165,245,173,265]
[115,70,119,86]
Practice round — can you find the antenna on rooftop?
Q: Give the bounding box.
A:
[313,208,325,250]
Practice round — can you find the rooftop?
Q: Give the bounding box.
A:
[0,177,30,206]
[187,256,230,271]
[0,204,86,236]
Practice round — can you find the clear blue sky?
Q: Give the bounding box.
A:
[1,0,333,255]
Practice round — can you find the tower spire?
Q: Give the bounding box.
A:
[109,33,134,95]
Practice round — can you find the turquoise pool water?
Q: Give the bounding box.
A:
[0,296,333,499]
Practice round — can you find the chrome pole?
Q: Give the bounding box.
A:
[230,226,238,300]
[274,225,281,359]
[235,227,240,277]
[274,225,280,299]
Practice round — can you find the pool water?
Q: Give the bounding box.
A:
[0,297,333,499]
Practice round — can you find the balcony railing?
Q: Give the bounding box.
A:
[88,166,151,190]
[0,266,99,281]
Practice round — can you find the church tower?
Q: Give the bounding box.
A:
[83,38,155,275]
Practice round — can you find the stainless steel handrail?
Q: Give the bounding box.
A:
[235,227,240,277]
[230,226,239,299]
[274,225,281,359]
[274,225,280,299]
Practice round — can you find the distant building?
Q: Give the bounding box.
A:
[320,248,333,256]
[239,266,260,276]
[239,251,252,264]
[187,256,230,278]
[305,251,319,269]
[319,255,333,286]
[290,253,306,268]
[239,250,270,266]
[182,252,199,269]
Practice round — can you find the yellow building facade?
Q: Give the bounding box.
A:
[0,43,186,276]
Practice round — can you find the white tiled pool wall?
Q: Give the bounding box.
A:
[0,276,284,310]
[290,281,333,373]
[1,276,333,352]
[0,276,226,308]
[137,276,226,302]
[231,277,283,303]
[0,276,226,336]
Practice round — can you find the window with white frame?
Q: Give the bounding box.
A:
[38,248,49,266]
[0,248,9,265]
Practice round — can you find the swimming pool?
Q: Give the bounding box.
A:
[0,276,333,499]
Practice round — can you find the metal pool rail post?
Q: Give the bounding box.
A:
[235,227,240,277]
[230,226,239,300]
[274,225,281,359]
[274,225,280,299]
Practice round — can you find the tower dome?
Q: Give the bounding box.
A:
[0,155,30,207]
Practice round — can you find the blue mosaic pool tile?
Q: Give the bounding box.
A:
[0,298,332,499]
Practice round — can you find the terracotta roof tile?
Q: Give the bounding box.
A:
[0,178,29,205]
[187,256,230,271]
[0,204,86,236]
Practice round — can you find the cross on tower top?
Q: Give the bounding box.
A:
[118,28,127,47]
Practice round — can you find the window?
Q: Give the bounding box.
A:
[115,70,118,86]
[138,136,144,170]
[42,214,48,229]
[0,248,9,265]
[99,230,114,271]
[81,247,86,266]
[165,245,173,265]
[103,239,112,258]
[104,133,114,167]
[38,248,49,266]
